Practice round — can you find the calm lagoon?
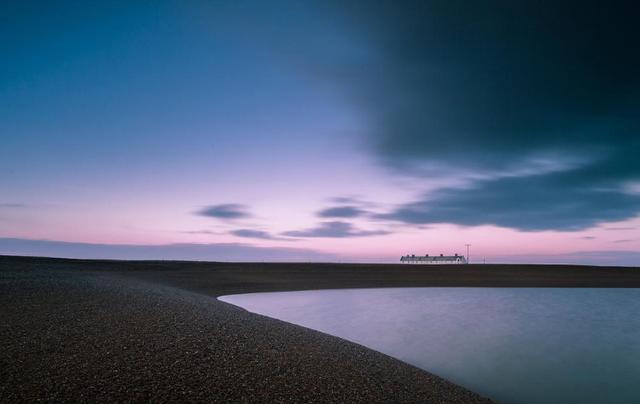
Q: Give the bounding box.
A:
[220,288,640,404]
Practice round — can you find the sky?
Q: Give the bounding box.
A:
[1,1,639,265]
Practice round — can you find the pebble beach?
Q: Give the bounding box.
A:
[1,257,493,403]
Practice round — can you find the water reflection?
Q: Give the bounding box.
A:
[220,288,640,404]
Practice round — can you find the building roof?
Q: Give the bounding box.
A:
[400,254,464,261]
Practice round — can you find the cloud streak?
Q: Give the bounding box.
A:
[317,205,367,218]
[605,227,637,231]
[181,230,223,235]
[0,238,336,262]
[0,203,26,208]
[230,229,290,241]
[379,173,640,231]
[283,221,389,238]
[196,204,251,220]
[489,250,640,267]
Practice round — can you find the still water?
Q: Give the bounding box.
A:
[220,288,640,403]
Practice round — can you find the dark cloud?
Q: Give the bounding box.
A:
[612,239,634,244]
[283,221,389,238]
[0,238,336,262]
[317,205,367,218]
[605,227,637,231]
[380,171,640,231]
[327,1,640,230]
[580,236,596,240]
[230,229,289,241]
[196,204,250,220]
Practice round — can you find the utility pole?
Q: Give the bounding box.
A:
[465,244,471,264]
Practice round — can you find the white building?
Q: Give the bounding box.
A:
[400,253,467,264]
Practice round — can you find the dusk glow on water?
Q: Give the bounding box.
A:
[221,288,640,403]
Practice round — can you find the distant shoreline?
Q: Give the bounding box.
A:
[4,255,637,296]
[2,255,639,402]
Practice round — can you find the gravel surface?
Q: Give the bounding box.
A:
[1,258,492,403]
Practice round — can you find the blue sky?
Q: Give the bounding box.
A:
[1,1,639,264]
